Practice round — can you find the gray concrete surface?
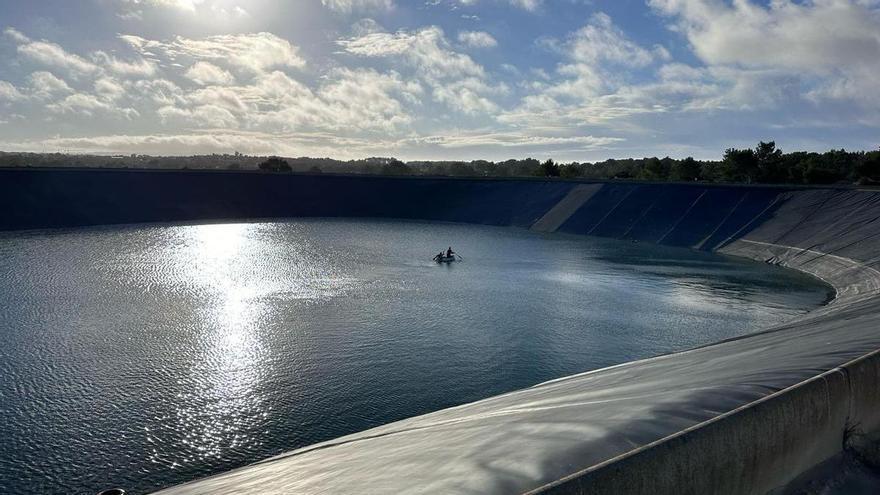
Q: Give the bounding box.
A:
[530,184,602,233]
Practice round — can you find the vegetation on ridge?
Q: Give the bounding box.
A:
[2,142,879,186]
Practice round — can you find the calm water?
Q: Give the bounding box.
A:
[0,219,831,494]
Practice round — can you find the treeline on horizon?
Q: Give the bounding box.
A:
[2,141,879,185]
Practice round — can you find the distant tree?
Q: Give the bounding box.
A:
[638,157,668,180]
[670,157,701,181]
[308,165,323,174]
[721,148,759,183]
[510,158,539,176]
[560,162,584,179]
[381,159,412,175]
[803,154,845,184]
[448,162,477,176]
[856,149,880,183]
[227,163,241,170]
[534,159,561,177]
[755,141,784,182]
[471,160,495,176]
[258,157,292,172]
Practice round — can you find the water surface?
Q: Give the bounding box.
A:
[0,219,831,494]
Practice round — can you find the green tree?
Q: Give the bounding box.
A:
[755,141,784,182]
[448,162,477,176]
[381,159,412,175]
[856,149,880,183]
[258,157,291,172]
[670,157,701,181]
[515,158,541,176]
[534,159,561,177]
[721,148,758,183]
[560,162,584,178]
[638,157,669,180]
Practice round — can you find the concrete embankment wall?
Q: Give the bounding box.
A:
[4,168,880,494]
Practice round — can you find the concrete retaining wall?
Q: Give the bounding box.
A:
[3,168,880,494]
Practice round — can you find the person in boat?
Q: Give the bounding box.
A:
[446,247,455,258]
[434,251,444,262]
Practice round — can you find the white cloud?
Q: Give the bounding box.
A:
[121,32,305,74]
[94,77,127,100]
[243,68,420,132]
[322,0,394,13]
[340,26,500,114]
[564,13,654,68]
[158,103,239,128]
[91,51,158,77]
[47,93,140,119]
[648,0,880,107]
[408,132,621,149]
[0,81,25,101]
[17,39,100,75]
[457,30,497,48]
[28,71,73,99]
[528,12,658,103]
[501,13,678,130]
[4,27,30,43]
[127,78,186,106]
[0,131,400,158]
[184,61,235,85]
[509,0,542,10]
[122,0,206,11]
[351,18,384,36]
[455,0,544,11]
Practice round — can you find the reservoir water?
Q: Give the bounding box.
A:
[0,219,831,494]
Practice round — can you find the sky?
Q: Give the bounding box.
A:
[0,0,878,161]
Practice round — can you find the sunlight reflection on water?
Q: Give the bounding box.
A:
[0,219,831,494]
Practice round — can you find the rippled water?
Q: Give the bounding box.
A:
[0,219,831,494]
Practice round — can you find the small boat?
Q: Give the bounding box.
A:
[434,255,460,263]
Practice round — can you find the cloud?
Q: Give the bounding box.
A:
[322,0,394,13]
[500,13,688,131]
[0,131,401,158]
[184,61,235,85]
[351,18,384,36]
[91,51,159,77]
[648,0,880,107]
[94,77,128,100]
[454,0,543,11]
[408,132,621,149]
[457,30,497,48]
[28,71,74,99]
[243,68,420,132]
[0,81,25,101]
[47,93,140,119]
[524,12,659,104]
[143,67,421,134]
[158,103,239,128]
[565,13,654,68]
[121,32,305,73]
[508,0,542,10]
[7,28,156,79]
[122,0,206,11]
[340,26,501,114]
[3,27,30,43]
[17,39,100,75]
